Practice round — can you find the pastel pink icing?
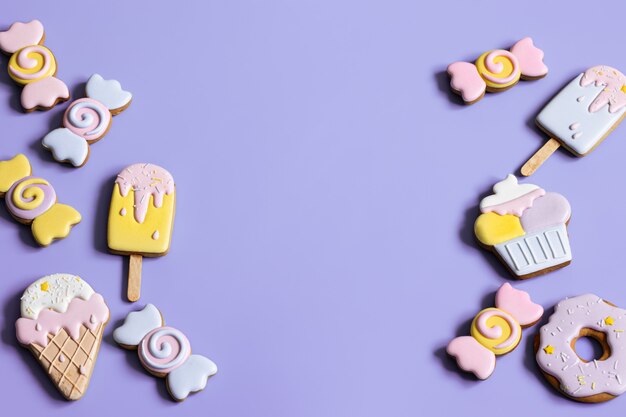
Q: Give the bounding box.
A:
[482,50,519,84]
[115,163,175,223]
[481,188,545,217]
[495,283,543,326]
[447,336,495,380]
[580,65,626,113]
[510,37,548,78]
[519,192,571,233]
[21,77,69,110]
[15,293,109,347]
[138,327,190,374]
[447,61,486,103]
[0,20,44,54]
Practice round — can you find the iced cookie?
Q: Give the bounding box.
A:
[113,304,217,401]
[535,294,626,402]
[521,65,626,175]
[108,163,175,301]
[474,175,571,279]
[447,37,547,104]
[0,20,69,111]
[447,283,543,379]
[15,274,110,400]
[42,74,132,167]
[0,154,80,246]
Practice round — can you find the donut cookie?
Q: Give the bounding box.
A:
[522,65,626,176]
[447,37,547,104]
[0,154,80,246]
[15,274,110,400]
[0,20,69,111]
[474,175,571,279]
[447,283,543,379]
[42,74,132,167]
[108,163,175,301]
[113,304,218,401]
[535,294,626,402]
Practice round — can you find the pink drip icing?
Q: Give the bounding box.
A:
[15,293,109,347]
[480,188,546,217]
[580,66,626,113]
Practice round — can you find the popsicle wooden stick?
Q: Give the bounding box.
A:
[520,138,560,177]
[128,254,143,302]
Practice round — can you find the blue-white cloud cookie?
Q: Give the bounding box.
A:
[86,74,132,112]
[41,128,89,167]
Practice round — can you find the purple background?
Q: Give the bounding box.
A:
[1,1,626,416]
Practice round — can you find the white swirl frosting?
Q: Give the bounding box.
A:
[480,174,541,211]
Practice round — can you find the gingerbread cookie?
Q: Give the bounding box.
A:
[447,37,547,104]
[15,274,110,400]
[42,74,132,167]
[0,154,80,246]
[474,175,571,279]
[0,20,69,111]
[113,304,218,401]
[522,65,626,175]
[447,283,543,379]
[535,294,626,402]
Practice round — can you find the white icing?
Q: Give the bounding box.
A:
[537,73,626,155]
[142,328,189,370]
[42,128,89,167]
[20,274,94,320]
[113,304,162,346]
[479,174,540,209]
[494,223,572,276]
[166,355,217,401]
[85,74,132,110]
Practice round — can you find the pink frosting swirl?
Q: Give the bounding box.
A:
[138,326,190,374]
[63,98,111,141]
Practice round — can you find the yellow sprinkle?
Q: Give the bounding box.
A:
[615,330,624,333]
[592,382,596,390]
[40,281,49,292]
[606,316,615,325]
[543,345,554,354]
[621,85,626,94]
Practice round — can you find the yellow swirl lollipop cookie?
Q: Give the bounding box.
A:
[0,20,69,111]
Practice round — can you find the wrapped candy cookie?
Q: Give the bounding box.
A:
[113,304,218,401]
[42,74,132,167]
[447,283,543,380]
[447,37,547,104]
[0,20,69,111]
[0,154,81,246]
[474,175,571,279]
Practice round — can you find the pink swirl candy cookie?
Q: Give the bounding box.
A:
[42,74,132,167]
[113,304,218,401]
[447,37,547,104]
[447,283,543,380]
[0,20,69,111]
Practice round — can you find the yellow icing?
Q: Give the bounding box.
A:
[470,308,521,355]
[474,212,525,246]
[8,46,57,85]
[621,85,626,94]
[606,316,615,325]
[40,281,49,292]
[31,204,81,246]
[543,345,554,354]
[0,154,31,194]
[475,50,520,90]
[12,177,50,209]
[107,184,175,255]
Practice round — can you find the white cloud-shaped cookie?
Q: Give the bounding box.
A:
[42,128,89,167]
[113,304,163,347]
[166,355,218,401]
[86,74,132,111]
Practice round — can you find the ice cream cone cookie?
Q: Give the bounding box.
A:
[113,304,218,401]
[0,20,69,111]
[521,65,626,175]
[0,154,80,246]
[535,294,626,402]
[15,274,110,400]
[447,37,547,104]
[474,175,571,279]
[42,74,132,167]
[107,163,175,302]
[447,283,543,380]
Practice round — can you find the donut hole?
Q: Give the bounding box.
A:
[571,328,611,362]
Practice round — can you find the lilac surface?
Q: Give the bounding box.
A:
[1,1,626,416]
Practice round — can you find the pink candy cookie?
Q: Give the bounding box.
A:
[0,20,69,111]
[447,37,548,104]
[447,283,543,380]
